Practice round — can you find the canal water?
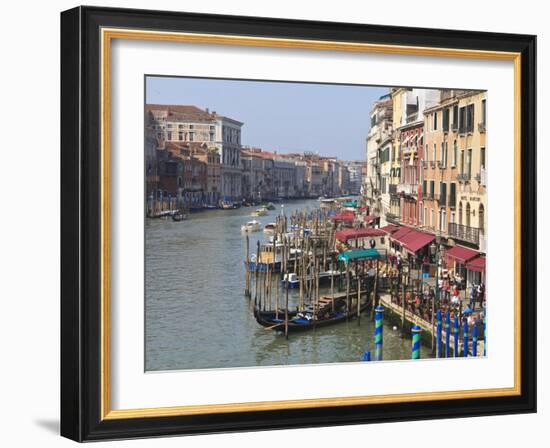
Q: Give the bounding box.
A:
[145,198,431,371]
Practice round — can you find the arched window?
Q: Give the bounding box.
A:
[466,203,471,227]
[459,202,463,225]
[479,204,485,231]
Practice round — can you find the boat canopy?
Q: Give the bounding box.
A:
[338,248,380,262]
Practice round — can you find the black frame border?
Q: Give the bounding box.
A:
[61,6,536,442]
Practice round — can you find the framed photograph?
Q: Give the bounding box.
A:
[60,6,536,442]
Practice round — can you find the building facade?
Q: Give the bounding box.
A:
[422,90,487,252]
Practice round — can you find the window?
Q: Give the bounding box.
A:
[443,108,450,131]
[459,106,466,133]
[453,105,459,129]
[481,99,487,126]
[444,142,449,168]
[451,212,455,224]
[419,203,423,225]
[480,147,486,170]
[430,209,435,228]
[432,144,436,162]
[425,144,429,162]
[460,150,465,175]
[467,149,472,178]
[449,183,456,207]
[466,104,475,133]
[210,132,215,142]
[189,132,194,142]
[440,142,444,165]
[452,140,457,167]
[433,112,438,131]
[178,132,183,140]
[167,131,172,140]
[441,209,446,232]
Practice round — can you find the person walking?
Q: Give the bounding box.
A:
[469,284,477,310]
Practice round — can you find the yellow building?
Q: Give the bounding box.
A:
[422,90,487,252]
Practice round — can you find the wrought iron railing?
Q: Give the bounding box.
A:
[448,222,480,245]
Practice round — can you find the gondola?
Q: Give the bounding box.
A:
[171,211,187,221]
[254,299,369,333]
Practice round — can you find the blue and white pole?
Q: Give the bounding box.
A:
[483,312,487,356]
[453,316,459,358]
[463,319,469,357]
[374,305,384,361]
[445,311,451,358]
[412,325,422,360]
[472,321,478,357]
[436,310,442,358]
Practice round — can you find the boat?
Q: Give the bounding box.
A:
[253,296,369,333]
[264,202,276,210]
[263,222,276,233]
[171,211,188,222]
[319,198,337,209]
[241,220,262,232]
[245,242,284,272]
[281,270,342,289]
[252,207,268,217]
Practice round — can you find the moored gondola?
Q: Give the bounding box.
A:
[254,297,369,333]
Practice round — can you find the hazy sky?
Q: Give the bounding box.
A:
[146,76,389,161]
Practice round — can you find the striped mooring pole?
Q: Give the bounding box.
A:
[445,311,451,358]
[453,316,459,358]
[436,310,442,358]
[463,319,469,357]
[411,325,422,360]
[483,313,487,356]
[363,351,371,362]
[472,321,478,357]
[375,305,384,361]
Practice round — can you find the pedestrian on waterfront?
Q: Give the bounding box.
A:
[469,284,477,310]
[477,282,485,309]
[451,285,460,309]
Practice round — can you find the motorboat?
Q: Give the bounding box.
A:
[241,220,262,233]
[263,222,277,233]
[252,207,268,217]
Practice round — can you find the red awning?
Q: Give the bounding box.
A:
[466,256,486,272]
[363,214,379,223]
[446,245,479,263]
[336,227,386,243]
[331,212,355,222]
[401,230,435,254]
[380,224,399,234]
[390,227,414,242]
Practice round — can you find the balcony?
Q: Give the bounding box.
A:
[478,122,486,133]
[448,222,480,245]
[397,183,417,196]
[475,167,487,186]
[385,212,400,225]
[457,172,471,182]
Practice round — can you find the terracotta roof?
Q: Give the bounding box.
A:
[145,104,217,122]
